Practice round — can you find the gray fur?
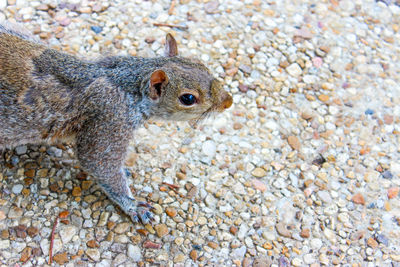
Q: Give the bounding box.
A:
[0,22,232,223]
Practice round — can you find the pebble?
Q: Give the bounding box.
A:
[155,224,169,238]
[286,63,302,77]
[59,225,76,244]
[287,136,301,150]
[202,140,216,157]
[127,244,141,261]
[11,184,23,194]
[251,167,267,178]
[276,223,291,238]
[86,248,101,262]
[352,193,366,205]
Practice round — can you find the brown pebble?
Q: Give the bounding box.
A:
[32,247,41,256]
[1,230,9,239]
[352,193,365,205]
[59,210,69,219]
[20,247,32,262]
[143,240,162,249]
[238,83,249,93]
[15,225,27,238]
[233,122,243,130]
[49,183,59,192]
[87,240,100,248]
[24,169,35,178]
[155,224,169,238]
[388,187,399,199]
[72,186,82,197]
[53,252,69,265]
[288,136,301,150]
[165,207,177,217]
[27,226,39,237]
[136,229,149,236]
[207,241,218,249]
[190,250,197,261]
[367,237,378,249]
[176,172,186,180]
[82,180,93,190]
[76,172,87,180]
[300,228,310,238]
[318,94,330,102]
[36,4,49,10]
[230,226,238,235]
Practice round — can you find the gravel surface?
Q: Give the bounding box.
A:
[1,0,400,266]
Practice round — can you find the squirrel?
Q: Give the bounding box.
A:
[0,22,232,224]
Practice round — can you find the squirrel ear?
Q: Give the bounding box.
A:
[149,70,169,100]
[164,33,178,57]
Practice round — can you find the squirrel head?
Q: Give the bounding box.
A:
[148,34,232,122]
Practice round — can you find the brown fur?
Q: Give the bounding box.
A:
[0,23,232,223]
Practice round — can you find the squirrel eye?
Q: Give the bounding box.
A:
[179,94,197,106]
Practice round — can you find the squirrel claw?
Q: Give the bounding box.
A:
[138,201,155,210]
[136,206,154,224]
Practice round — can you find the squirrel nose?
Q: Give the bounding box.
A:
[218,91,233,111]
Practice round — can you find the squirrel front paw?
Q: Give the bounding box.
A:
[128,200,154,224]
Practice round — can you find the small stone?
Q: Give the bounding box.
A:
[82,180,93,190]
[204,0,219,14]
[72,186,82,197]
[300,228,310,238]
[0,211,5,221]
[8,206,23,219]
[276,222,291,238]
[15,145,27,155]
[251,167,266,178]
[251,179,267,192]
[352,193,365,205]
[318,94,330,102]
[53,252,68,265]
[114,222,130,234]
[20,247,32,262]
[286,63,302,77]
[87,240,99,248]
[367,237,378,248]
[202,140,216,157]
[59,225,76,244]
[208,242,218,249]
[127,244,141,262]
[143,240,161,249]
[190,250,197,261]
[388,187,399,199]
[197,216,207,225]
[174,253,185,263]
[0,240,10,249]
[155,224,169,238]
[287,136,301,150]
[165,207,177,217]
[12,184,23,194]
[86,249,100,262]
[376,234,389,246]
[230,226,238,235]
[36,4,49,10]
[91,26,103,34]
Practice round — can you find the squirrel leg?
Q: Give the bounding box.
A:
[75,122,153,224]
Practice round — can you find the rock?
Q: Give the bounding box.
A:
[204,0,219,14]
[59,225,76,244]
[20,247,32,262]
[155,224,169,238]
[53,252,68,265]
[300,228,310,238]
[15,145,27,155]
[8,206,23,219]
[352,193,365,205]
[286,63,302,77]
[0,240,10,249]
[202,140,216,157]
[367,237,378,248]
[388,187,399,199]
[127,244,141,261]
[251,167,267,178]
[165,207,177,217]
[114,222,130,234]
[190,250,197,261]
[250,179,266,193]
[11,184,23,194]
[287,136,301,150]
[275,222,291,238]
[86,249,100,262]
